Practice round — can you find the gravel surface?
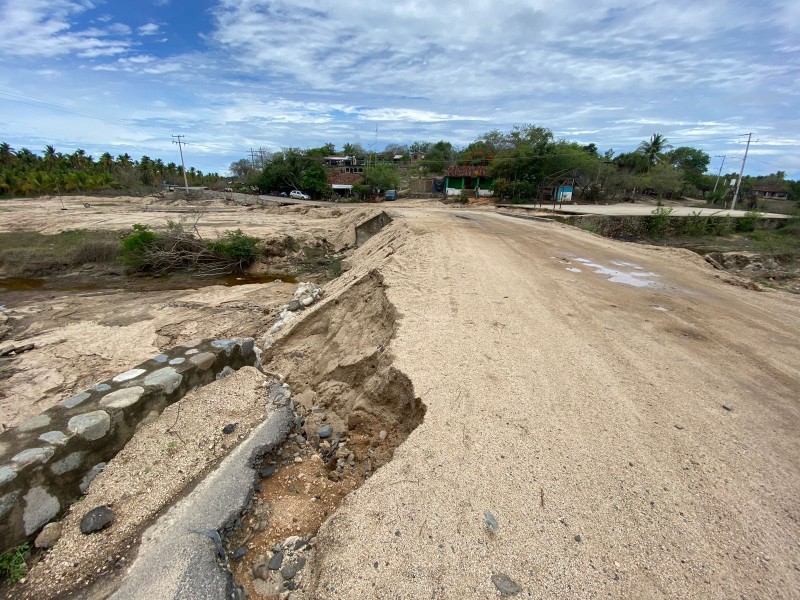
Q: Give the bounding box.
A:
[307,208,800,599]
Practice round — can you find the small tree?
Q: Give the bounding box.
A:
[364,164,400,192]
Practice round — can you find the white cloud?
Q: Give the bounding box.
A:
[0,0,797,177]
[137,22,160,35]
[0,0,132,58]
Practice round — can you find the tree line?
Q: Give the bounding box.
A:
[0,143,221,197]
[229,128,798,204]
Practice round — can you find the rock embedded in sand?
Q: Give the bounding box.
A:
[491,573,522,596]
[317,424,333,438]
[280,556,306,580]
[35,521,63,548]
[268,551,284,570]
[80,505,114,534]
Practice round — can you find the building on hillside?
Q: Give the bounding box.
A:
[753,186,789,200]
[324,155,358,167]
[444,165,494,197]
[328,172,363,197]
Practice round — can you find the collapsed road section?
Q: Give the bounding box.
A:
[9,266,426,600]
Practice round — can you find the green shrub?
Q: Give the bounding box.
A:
[0,542,31,585]
[119,224,261,275]
[706,190,725,205]
[646,206,673,238]
[681,211,708,236]
[735,210,761,233]
[707,215,733,236]
[206,230,260,268]
[119,224,158,267]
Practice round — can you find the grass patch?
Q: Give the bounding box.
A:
[577,223,599,234]
[0,542,31,586]
[743,226,800,256]
[0,230,122,277]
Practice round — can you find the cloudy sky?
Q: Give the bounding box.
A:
[0,0,797,177]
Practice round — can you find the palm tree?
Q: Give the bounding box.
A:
[15,148,36,166]
[99,152,114,171]
[1,170,20,196]
[0,142,16,166]
[43,145,57,171]
[70,149,87,169]
[637,134,672,168]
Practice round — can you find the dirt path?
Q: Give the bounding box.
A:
[306,208,800,598]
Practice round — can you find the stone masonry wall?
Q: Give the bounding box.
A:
[0,337,257,553]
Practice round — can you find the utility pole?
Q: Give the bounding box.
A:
[172,135,189,192]
[712,154,726,193]
[731,133,752,211]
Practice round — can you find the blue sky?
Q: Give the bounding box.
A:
[0,0,798,178]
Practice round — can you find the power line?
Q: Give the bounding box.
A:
[172,135,189,192]
[0,89,134,127]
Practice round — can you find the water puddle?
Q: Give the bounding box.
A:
[0,273,296,295]
[574,258,660,288]
[0,278,46,292]
[651,305,670,312]
[566,267,582,273]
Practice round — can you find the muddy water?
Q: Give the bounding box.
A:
[0,273,297,308]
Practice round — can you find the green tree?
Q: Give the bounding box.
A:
[343,142,366,157]
[0,143,16,166]
[300,162,329,196]
[364,164,400,191]
[420,140,457,173]
[637,133,672,168]
[43,145,57,171]
[667,146,710,193]
[644,161,684,198]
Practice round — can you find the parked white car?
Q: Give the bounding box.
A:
[289,190,310,200]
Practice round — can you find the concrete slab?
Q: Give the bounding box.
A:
[110,406,293,600]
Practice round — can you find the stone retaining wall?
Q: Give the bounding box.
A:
[563,214,782,238]
[0,337,257,553]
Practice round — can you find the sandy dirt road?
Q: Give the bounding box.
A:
[310,208,800,599]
